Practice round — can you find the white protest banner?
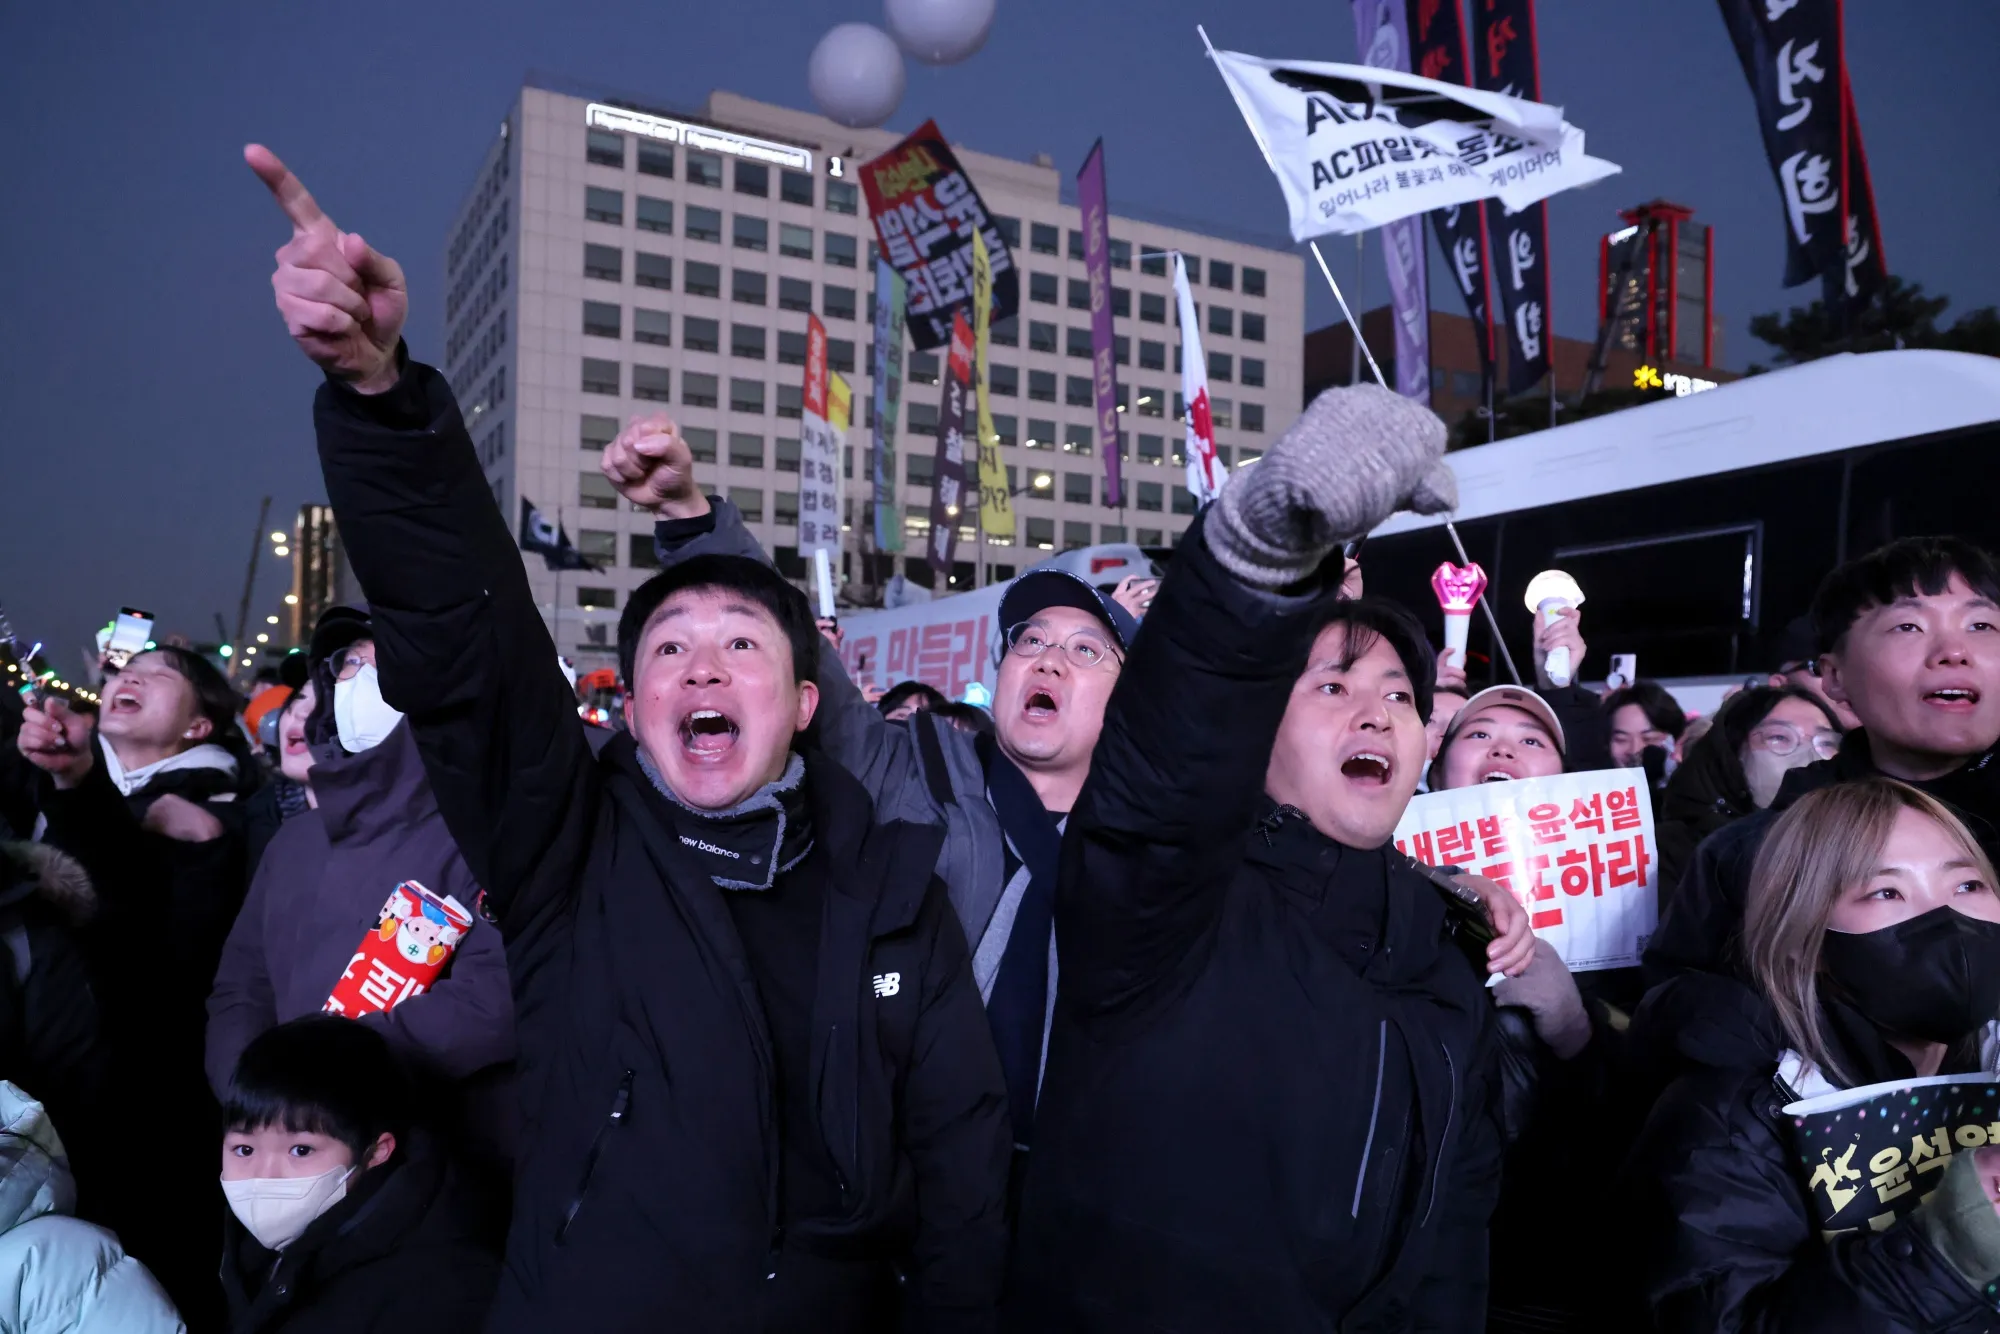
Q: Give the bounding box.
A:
[1206,47,1619,240]
[1393,769,1656,971]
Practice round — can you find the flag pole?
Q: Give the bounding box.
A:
[1308,241,1523,685]
[554,503,564,659]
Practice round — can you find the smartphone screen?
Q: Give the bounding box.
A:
[105,607,155,668]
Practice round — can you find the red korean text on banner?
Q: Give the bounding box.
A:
[325,881,475,1019]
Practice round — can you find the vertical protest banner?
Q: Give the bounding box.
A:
[797,314,839,560]
[1077,141,1125,505]
[1393,769,1658,971]
[1411,0,1497,397]
[1472,0,1555,396]
[861,120,1018,351]
[1174,254,1224,505]
[870,259,906,553]
[1350,0,1431,404]
[972,229,1013,541]
[1836,71,1887,315]
[925,308,975,580]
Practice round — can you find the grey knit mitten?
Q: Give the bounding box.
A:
[1207,382,1456,590]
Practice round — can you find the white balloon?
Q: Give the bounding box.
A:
[808,23,907,129]
[883,0,995,65]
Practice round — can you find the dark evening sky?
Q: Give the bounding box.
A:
[3,0,1995,664]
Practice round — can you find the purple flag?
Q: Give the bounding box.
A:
[1351,0,1431,404]
[1077,141,1124,507]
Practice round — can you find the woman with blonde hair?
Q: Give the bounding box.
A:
[1626,777,2000,1332]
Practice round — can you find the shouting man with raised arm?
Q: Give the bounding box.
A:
[1006,385,1508,1331]
[247,145,1010,1334]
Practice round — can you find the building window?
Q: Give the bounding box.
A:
[1101,524,1127,544]
[636,196,673,234]
[1171,485,1196,516]
[1026,516,1055,549]
[1067,278,1091,311]
[577,529,618,564]
[684,316,720,352]
[1139,248,1168,277]
[1025,419,1056,449]
[585,244,622,281]
[1241,403,1265,433]
[733,161,769,197]
[1109,238,1132,270]
[583,301,621,338]
[1208,305,1233,337]
[1182,255,1202,283]
[991,314,1019,347]
[732,269,767,305]
[777,330,807,365]
[779,223,813,259]
[682,372,719,408]
[1111,286,1131,318]
[585,186,623,224]
[1137,481,1164,512]
[728,432,765,467]
[992,215,1021,249]
[1209,397,1233,428]
[990,363,1018,397]
[671,427,714,465]
[823,233,858,268]
[629,534,661,569]
[730,378,766,414]
[579,472,618,510]
[727,487,764,522]
[775,437,801,472]
[1136,386,1163,418]
[1063,422,1093,454]
[1114,334,1130,366]
[635,251,671,289]
[685,206,720,242]
[1209,260,1235,291]
[734,216,768,252]
[582,414,619,451]
[1068,228,1086,259]
[637,141,673,178]
[823,285,856,320]
[907,453,936,484]
[776,384,803,419]
[907,351,940,386]
[1136,527,1162,546]
[1030,223,1059,256]
[1065,327,1092,360]
[1062,521,1091,551]
[828,338,856,373]
[581,357,620,395]
[1137,434,1164,464]
[577,586,618,611]
[1241,312,1266,342]
[586,129,624,167]
[634,308,672,346]
[1065,375,1092,407]
[685,261,721,297]
[632,364,670,401]
[1215,445,1234,468]
[991,413,1018,445]
[908,402,939,435]
[1209,351,1233,382]
[1140,292,1166,323]
[1063,472,1092,504]
[687,151,723,187]
[826,180,859,215]
[773,490,799,524]
[731,324,767,360]
[1138,340,1166,371]
[1027,370,1056,402]
[1241,357,1265,387]
[778,276,813,312]
[1029,272,1058,305]
[1242,266,1267,297]
[780,170,814,205]
[1028,321,1057,353]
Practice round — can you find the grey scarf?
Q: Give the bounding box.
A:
[636,749,813,891]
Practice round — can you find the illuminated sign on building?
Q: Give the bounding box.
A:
[1635,365,1719,397]
[585,103,813,173]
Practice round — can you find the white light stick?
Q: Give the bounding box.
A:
[813,549,838,621]
[1524,570,1586,687]
[1431,562,1487,672]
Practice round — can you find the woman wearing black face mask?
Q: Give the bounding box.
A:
[1623,779,2000,1332]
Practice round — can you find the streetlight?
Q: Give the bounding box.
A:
[256,633,269,644]
[273,546,290,558]
[284,594,298,605]
[266,615,279,625]
[270,531,287,544]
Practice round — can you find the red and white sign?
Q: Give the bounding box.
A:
[325,881,475,1019]
[1394,769,1657,971]
[1174,254,1224,506]
[839,583,1005,699]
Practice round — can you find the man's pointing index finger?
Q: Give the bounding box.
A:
[244,143,331,235]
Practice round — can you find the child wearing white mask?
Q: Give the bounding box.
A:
[218,1017,498,1332]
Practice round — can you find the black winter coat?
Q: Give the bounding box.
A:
[221,1133,499,1334]
[313,357,1011,1333]
[0,842,106,1158]
[1010,519,1503,1333]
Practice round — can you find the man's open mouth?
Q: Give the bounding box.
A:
[1024,689,1059,719]
[1340,751,1393,786]
[680,708,739,757]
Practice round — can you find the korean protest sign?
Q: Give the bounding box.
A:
[870,259,906,552]
[797,314,840,559]
[1471,0,1555,396]
[972,228,1013,538]
[860,120,1018,352]
[1786,1075,2000,1239]
[325,881,474,1019]
[1076,140,1125,506]
[925,308,976,578]
[1393,769,1657,971]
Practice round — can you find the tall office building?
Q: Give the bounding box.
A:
[444,82,1304,664]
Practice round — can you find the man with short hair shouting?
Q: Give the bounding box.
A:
[247,144,1010,1334]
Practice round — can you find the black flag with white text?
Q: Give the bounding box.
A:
[1472,0,1553,396]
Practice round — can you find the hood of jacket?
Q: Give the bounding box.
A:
[0,1083,75,1234]
[307,718,443,847]
[97,738,240,798]
[0,842,97,927]
[1659,724,1756,833]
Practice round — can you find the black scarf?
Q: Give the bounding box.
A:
[636,750,814,890]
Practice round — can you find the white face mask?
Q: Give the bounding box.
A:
[1742,744,1816,809]
[221,1165,354,1251]
[332,664,404,753]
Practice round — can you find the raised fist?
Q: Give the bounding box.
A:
[601,413,707,519]
[246,144,407,393]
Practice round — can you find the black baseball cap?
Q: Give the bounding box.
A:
[308,604,373,666]
[997,569,1140,653]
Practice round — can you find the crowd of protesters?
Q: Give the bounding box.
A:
[0,143,1995,1333]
